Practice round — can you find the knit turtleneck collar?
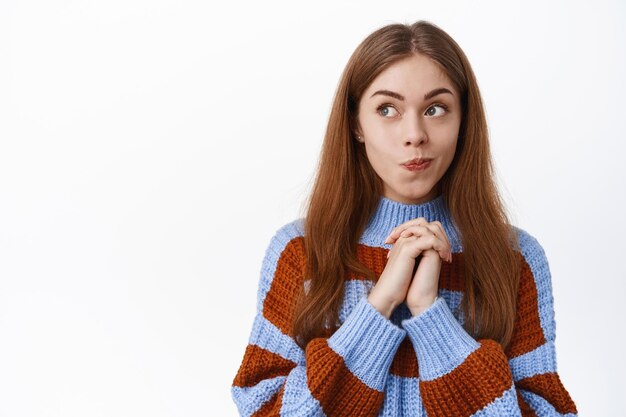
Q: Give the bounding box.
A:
[359,194,462,251]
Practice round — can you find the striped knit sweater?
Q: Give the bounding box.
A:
[231,195,578,416]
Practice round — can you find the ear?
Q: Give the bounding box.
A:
[353,121,364,142]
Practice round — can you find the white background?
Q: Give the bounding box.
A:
[1,0,624,416]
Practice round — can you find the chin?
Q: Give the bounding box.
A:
[404,182,441,200]
[387,188,432,204]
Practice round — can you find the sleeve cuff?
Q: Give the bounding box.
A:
[327,296,406,390]
[401,296,480,381]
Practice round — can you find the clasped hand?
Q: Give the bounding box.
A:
[368,217,452,317]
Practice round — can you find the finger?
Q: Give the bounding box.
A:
[398,225,430,239]
[402,235,439,258]
[428,224,452,262]
[430,221,450,246]
[429,227,452,262]
[409,221,451,261]
[386,235,412,258]
[409,232,452,263]
[386,217,427,242]
[423,232,449,262]
[432,222,452,263]
[386,220,429,243]
[390,223,438,243]
[387,218,447,242]
[386,219,452,262]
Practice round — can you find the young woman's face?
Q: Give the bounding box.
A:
[356,53,463,204]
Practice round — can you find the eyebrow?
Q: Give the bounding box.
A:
[369,87,454,101]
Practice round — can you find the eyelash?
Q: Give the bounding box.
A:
[376,103,449,118]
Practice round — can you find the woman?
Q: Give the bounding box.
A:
[231,20,578,416]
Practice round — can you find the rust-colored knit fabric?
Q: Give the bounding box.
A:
[231,196,578,416]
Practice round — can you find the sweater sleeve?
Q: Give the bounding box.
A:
[231,220,406,416]
[400,229,578,417]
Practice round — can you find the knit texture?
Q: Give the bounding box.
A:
[231,195,578,416]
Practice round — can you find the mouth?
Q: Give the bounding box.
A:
[401,157,433,166]
[401,157,433,172]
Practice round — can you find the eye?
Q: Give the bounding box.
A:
[376,104,399,118]
[425,103,449,117]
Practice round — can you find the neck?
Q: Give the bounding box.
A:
[359,194,462,251]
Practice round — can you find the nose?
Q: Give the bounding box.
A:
[403,112,427,147]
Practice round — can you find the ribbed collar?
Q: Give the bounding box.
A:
[359,194,462,251]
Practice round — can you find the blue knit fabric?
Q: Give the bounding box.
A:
[231,195,578,416]
[327,296,406,390]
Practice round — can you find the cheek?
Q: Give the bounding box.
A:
[436,139,459,173]
[430,126,458,152]
[438,137,455,153]
[444,136,459,159]
[363,142,401,182]
[364,140,395,169]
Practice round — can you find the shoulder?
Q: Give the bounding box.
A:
[263,217,306,262]
[256,218,306,310]
[510,225,550,272]
[509,227,558,342]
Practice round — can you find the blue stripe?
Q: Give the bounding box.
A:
[402,296,480,381]
[519,389,578,416]
[437,288,465,322]
[279,366,326,416]
[469,382,522,416]
[248,313,304,365]
[378,373,424,417]
[508,341,557,381]
[340,280,375,322]
[231,376,286,417]
[327,296,406,391]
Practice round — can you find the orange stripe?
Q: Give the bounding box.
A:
[516,389,538,417]
[347,245,388,280]
[353,245,463,291]
[505,256,547,359]
[306,338,384,416]
[262,237,306,336]
[438,252,464,291]
[390,337,419,378]
[420,339,512,417]
[516,372,578,415]
[232,344,296,388]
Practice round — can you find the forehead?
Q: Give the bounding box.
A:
[363,54,455,100]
